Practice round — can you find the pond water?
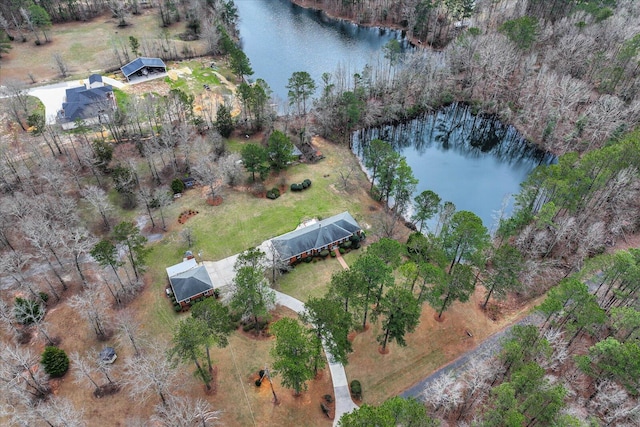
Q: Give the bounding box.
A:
[235,0,410,103]
[235,1,553,230]
[353,104,556,231]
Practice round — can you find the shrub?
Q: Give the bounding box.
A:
[291,179,312,191]
[213,289,221,299]
[319,249,330,258]
[266,187,280,199]
[341,240,352,249]
[330,251,336,257]
[171,178,185,194]
[350,380,362,399]
[174,305,182,312]
[41,347,69,378]
[38,292,49,304]
[304,256,312,263]
[339,248,346,254]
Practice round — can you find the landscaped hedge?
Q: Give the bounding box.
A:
[350,380,362,400]
[290,178,312,192]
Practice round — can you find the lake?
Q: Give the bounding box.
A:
[235,1,553,230]
[235,0,410,104]
[353,104,555,231]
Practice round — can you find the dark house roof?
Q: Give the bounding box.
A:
[88,74,103,85]
[168,265,214,304]
[121,57,167,80]
[99,347,117,363]
[271,211,362,260]
[61,85,113,121]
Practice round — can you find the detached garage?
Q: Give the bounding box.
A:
[121,57,167,82]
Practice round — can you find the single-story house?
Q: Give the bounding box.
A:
[271,211,363,264]
[166,258,215,307]
[58,74,115,128]
[121,57,167,82]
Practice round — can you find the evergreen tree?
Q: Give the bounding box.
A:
[215,104,234,137]
[270,318,321,395]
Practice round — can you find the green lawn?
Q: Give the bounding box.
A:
[143,139,372,328]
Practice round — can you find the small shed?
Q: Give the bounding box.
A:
[181,177,196,188]
[99,347,117,364]
[120,57,167,82]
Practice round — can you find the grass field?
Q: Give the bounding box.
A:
[0,9,206,84]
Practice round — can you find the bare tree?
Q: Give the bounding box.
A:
[219,152,243,187]
[138,184,157,230]
[21,214,68,289]
[0,345,50,398]
[192,151,222,202]
[180,227,196,249]
[81,185,114,230]
[116,310,146,357]
[154,187,173,231]
[123,347,179,406]
[61,227,96,288]
[52,53,69,78]
[1,251,41,301]
[69,351,102,393]
[0,298,21,341]
[68,290,111,340]
[4,80,30,131]
[422,371,463,416]
[28,396,85,427]
[152,394,221,427]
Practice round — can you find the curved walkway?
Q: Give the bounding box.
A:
[274,290,359,426]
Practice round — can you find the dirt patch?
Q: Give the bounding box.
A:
[206,196,223,206]
[345,285,541,405]
[93,383,121,398]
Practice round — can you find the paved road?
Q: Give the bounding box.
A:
[401,278,600,399]
[401,313,543,399]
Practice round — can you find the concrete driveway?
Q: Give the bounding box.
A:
[202,240,275,290]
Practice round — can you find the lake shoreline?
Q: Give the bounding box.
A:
[289,0,426,48]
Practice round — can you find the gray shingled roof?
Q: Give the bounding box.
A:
[88,74,103,85]
[271,212,361,260]
[121,57,166,78]
[168,265,214,304]
[61,85,113,121]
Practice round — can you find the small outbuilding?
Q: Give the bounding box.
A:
[166,259,215,307]
[120,57,167,82]
[99,347,117,364]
